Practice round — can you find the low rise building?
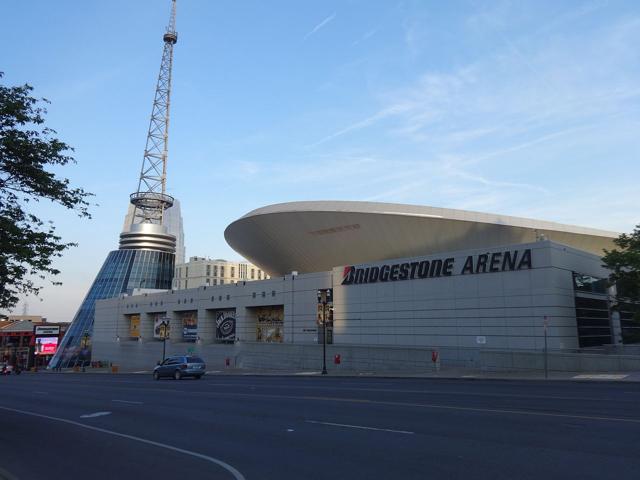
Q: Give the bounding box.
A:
[173,257,269,290]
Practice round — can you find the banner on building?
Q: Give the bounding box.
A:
[153,315,170,340]
[215,310,236,343]
[129,315,140,338]
[255,306,284,343]
[182,311,198,342]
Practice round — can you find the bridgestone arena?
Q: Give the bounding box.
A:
[92,201,640,373]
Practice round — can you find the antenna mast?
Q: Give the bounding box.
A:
[130,0,178,225]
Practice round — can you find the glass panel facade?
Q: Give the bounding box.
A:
[49,249,174,368]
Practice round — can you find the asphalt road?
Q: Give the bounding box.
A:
[0,373,639,480]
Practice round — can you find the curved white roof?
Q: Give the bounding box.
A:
[224,201,618,276]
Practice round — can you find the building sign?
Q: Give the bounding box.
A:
[153,315,170,340]
[35,336,58,355]
[216,310,236,343]
[129,315,140,338]
[181,312,198,342]
[342,249,532,286]
[34,326,60,336]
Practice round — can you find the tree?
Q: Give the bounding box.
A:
[0,73,92,310]
[603,225,640,343]
[602,225,640,300]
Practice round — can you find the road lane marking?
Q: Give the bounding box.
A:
[306,420,414,435]
[33,391,48,395]
[112,400,143,405]
[133,388,640,425]
[80,411,112,418]
[573,374,628,380]
[0,405,245,480]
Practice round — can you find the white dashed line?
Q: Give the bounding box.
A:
[306,420,414,435]
[112,400,143,405]
[80,411,112,418]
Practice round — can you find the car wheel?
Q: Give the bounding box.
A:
[153,371,160,381]
[174,370,182,380]
[195,375,202,380]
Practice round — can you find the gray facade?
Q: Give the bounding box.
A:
[93,240,620,371]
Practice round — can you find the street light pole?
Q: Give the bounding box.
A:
[161,320,168,362]
[543,316,549,379]
[321,299,327,375]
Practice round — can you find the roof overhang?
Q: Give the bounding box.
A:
[224,201,618,276]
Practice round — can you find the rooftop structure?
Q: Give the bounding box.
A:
[225,201,618,276]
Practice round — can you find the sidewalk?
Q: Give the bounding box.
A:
[34,366,640,382]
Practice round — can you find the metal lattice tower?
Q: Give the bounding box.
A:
[130,0,178,225]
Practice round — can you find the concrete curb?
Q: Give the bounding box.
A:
[28,368,640,382]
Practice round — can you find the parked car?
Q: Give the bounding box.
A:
[153,355,206,380]
[1,362,14,375]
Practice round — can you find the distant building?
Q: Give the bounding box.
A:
[173,257,269,290]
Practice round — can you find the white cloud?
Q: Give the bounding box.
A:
[303,13,336,40]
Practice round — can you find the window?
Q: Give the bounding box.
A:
[213,279,217,285]
[258,271,262,280]
[213,265,218,276]
[185,279,188,289]
[185,267,189,277]
[252,292,256,298]
[220,266,225,277]
[220,279,225,285]
[272,290,276,297]
[231,267,235,278]
[226,294,230,300]
[206,265,211,276]
[251,269,255,279]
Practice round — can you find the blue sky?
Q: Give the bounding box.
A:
[3,0,639,321]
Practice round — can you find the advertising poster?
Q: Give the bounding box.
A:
[216,310,236,343]
[35,336,58,355]
[255,306,284,343]
[129,315,141,338]
[182,311,198,342]
[153,315,170,340]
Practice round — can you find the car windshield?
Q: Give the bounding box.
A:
[187,356,204,363]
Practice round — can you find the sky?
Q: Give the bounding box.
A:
[2,0,639,322]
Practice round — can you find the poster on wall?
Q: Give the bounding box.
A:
[216,310,236,343]
[182,311,198,342]
[255,306,284,343]
[35,336,58,355]
[129,315,140,338]
[153,315,170,340]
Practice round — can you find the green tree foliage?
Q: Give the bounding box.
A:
[0,73,92,310]
[602,225,640,300]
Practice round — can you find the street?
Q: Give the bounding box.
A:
[0,373,639,480]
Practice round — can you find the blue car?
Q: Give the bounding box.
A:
[153,355,206,380]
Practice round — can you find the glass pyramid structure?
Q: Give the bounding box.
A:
[49,224,176,369]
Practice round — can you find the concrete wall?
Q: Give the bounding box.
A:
[92,240,631,373]
[91,340,640,373]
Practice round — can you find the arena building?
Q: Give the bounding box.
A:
[92,202,640,373]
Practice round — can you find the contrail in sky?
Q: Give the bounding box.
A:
[304,13,336,40]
